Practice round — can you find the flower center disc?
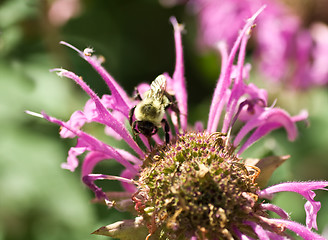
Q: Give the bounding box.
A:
[136,132,263,239]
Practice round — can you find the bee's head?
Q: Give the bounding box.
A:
[137,121,157,137]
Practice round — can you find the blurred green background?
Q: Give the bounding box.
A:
[1,0,328,239]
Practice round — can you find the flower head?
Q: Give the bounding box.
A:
[28,7,328,240]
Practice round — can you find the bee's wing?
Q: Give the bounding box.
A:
[148,75,167,100]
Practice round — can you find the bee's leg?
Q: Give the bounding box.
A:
[164,93,181,133]
[161,119,170,144]
[133,87,142,101]
[164,93,181,134]
[168,102,180,115]
[164,92,180,115]
[147,126,158,151]
[152,126,158,135]
[147,137,153,151]
[131,121,139,137]
[129,106,136,126]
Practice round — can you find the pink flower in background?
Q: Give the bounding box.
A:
[164,0,328,89]
[308,23,328,86]
[28,7,328,240]
[48,0,81,27]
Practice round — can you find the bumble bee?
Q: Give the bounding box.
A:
[129,75,179,146]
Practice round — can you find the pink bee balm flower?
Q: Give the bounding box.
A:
[166,0,328,89]
[28,7,327,240]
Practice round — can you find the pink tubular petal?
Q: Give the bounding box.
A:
[304,194,320,230]
[120,169,138,193]
[222,25,250,133]
[81,151,109,177]
[82,174,112,206]
[265,231,289,240]
[103,109,126,140]
[259,181,328,230]
[260,203,290,220]
[41,112,138,175]
[234,223,287,240]
[86,174,134,185]
[59,110,87,138]
[60,41,132,115]
[207,36,231,133]
[234,108,298,150]
[82,98,98,120]
[237,122,280,154]
[292,109,309,122]
[259,181,328,198]
[81,150,140,188]
[52,69,144,158]
[170,17,188,131]
[62,143,86,171]
[208,88,231,133]
[243,83,268,110]
[233,226,256,240]
[76,135,138,174]
[207,6,265,133]
[270,219,326,240]
[84,55,132,114]
[237,110,308,154]
[82,174,135,206]
[115,149,143,166]
[216,41,229,72]
[104,125,122,140]
[244,221,270,240]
